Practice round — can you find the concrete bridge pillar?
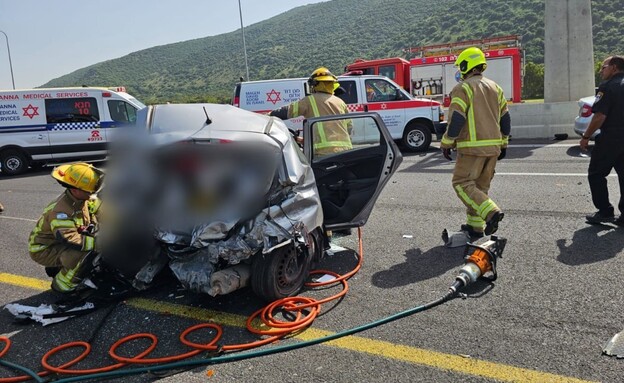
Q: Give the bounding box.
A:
[544,0,595,102]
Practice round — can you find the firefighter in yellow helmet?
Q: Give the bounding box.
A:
[270,67,352,157]
[28,162,104,293]
[440,47,511,238]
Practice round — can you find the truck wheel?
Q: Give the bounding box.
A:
[1,149,29,176]
[251,242,312,302]
[402,122,431,152]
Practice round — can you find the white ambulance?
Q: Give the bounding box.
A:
[0,87,145,175]
[232,74,446,152]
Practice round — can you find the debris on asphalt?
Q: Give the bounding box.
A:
[603,329,624,358]
[4,302,95,326]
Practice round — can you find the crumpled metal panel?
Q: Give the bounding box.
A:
[169,250,216,294]
[603,329,624,358]
[133,251,169,290]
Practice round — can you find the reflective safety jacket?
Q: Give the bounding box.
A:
[287,92,352,155]
[442,74,509,156]
[28,190,101,255]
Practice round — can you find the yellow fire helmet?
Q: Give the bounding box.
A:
[308,67,338,86]
[52,162,104,193]
[455,47,487,76]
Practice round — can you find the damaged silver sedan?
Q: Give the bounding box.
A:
[98,104,401,301]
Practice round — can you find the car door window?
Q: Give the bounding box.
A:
[365,79,402,102]
[304,113,402,229]
[108,100,138,124]
[309,116,380,162]
[336,80,358,104]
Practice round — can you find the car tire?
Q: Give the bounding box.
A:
[1,149,29,176]
[251,241,312,302]
[402,122,431,152]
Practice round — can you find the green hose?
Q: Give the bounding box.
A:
[44,291,455,383]
[0,360,46,383]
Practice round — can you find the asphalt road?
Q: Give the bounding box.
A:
[1,138,623,383]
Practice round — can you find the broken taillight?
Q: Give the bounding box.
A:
[580,104,592,118]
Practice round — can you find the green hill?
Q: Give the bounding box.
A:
[42,0,623,103]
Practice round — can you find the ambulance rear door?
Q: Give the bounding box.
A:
[46,91,106,160]
[237,79,308,133]
[0,92,50,174]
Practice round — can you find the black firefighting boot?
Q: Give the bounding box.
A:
[460,224,484,240]
[485,211,504,235]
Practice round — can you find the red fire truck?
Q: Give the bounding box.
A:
[345,35,523,107]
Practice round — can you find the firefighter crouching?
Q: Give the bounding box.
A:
[440,47,511,238]
[270,67,352,157]
[28,163,104,293]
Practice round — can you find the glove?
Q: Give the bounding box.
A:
[441,148,453,161]
[77,224,96,235]
[498,148,506,161]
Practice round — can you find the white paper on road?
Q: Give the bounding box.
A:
[4,302,95,326]
[315,274,337,283]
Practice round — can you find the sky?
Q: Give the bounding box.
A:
[0,0,327,89]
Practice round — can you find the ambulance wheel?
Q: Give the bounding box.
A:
[402,122,431,152]
[0,149,29,175]
[251,242,311,302]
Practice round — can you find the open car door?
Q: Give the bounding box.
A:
[303,112,403,230]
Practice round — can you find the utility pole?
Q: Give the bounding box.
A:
[238,0,250,81]
[0,30,16,89]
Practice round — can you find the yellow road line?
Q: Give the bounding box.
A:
[0,272,50,290]
[0,272,596,383]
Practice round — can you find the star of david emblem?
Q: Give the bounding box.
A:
[22,104,40,119]
[266,89,281,105]
[381,103,387,110]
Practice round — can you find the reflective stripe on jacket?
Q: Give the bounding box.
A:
[29,191,99,254]
[288,92,352,153]
[444,74,509,156]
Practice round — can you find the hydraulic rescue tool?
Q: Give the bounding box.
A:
[448,235,506,296]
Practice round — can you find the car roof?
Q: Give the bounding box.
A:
[136,103,293,149]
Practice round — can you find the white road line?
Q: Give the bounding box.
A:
[497,172,616,177]
[433,143,581,149]
[507,143,580,148]
[0,216,37,222]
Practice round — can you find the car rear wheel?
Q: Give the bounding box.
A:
[251,239,313,302]
[402,122,431,152]
[1,149,29,176]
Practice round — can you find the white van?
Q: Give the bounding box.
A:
[233,74,446,152]
[0,87,145,175]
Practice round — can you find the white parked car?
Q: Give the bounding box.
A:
[574,95,598,139]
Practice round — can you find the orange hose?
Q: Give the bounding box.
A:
[0,228,364,381]
[0,338,10,359]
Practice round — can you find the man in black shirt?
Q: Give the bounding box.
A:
[580,55,624,225]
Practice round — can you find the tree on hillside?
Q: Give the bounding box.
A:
[522,62,544,99]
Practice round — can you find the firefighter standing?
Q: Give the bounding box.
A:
[270,67,352,156]
[28,162,104,293]
[440,47,511,238]
[580,55,624,225]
